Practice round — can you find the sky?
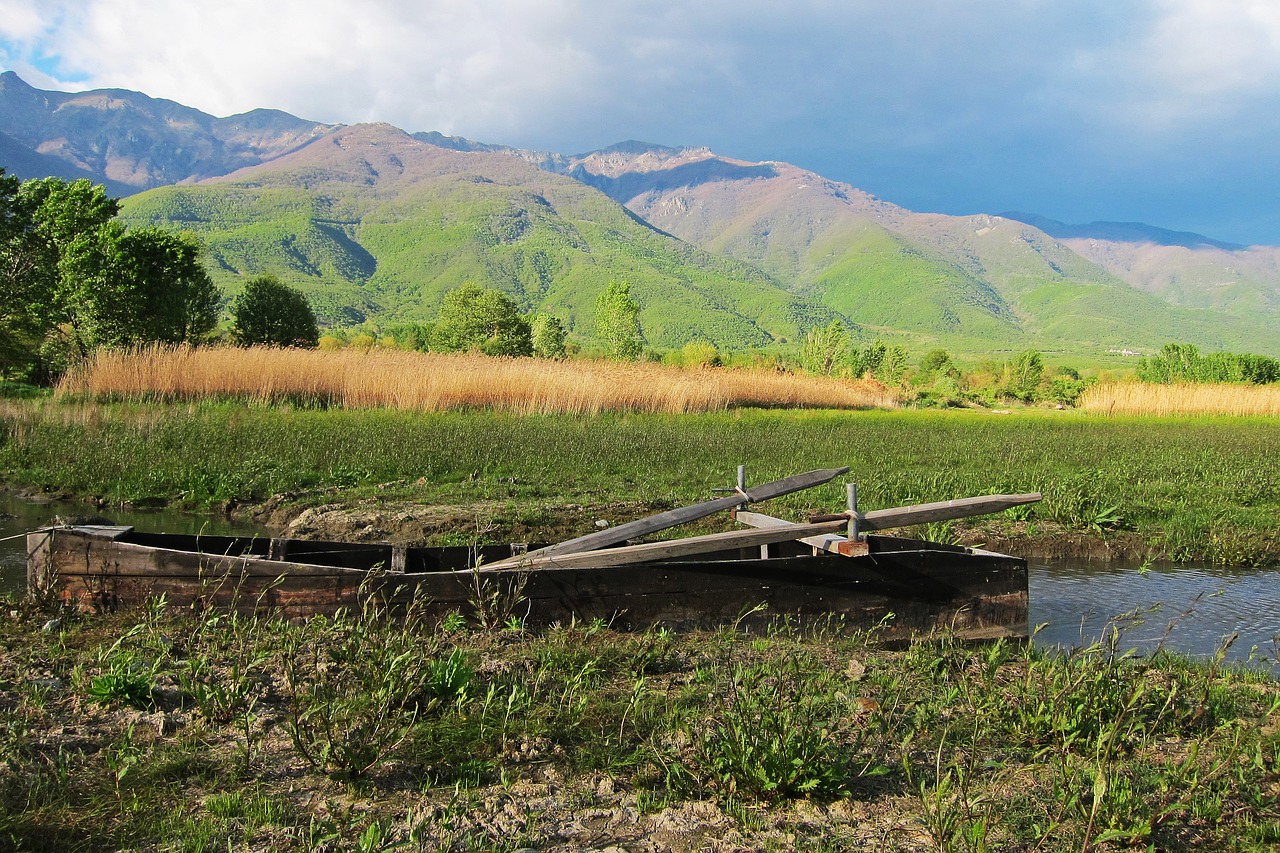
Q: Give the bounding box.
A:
[4,0,1280,245]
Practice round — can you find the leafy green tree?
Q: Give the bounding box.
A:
[595,281,643,361]
[230,275,319,347]
[60,222,219,352]
[877,345,910,385]
[2,176,119,369]
[849,341,886,378]
[799,321,851,375]
[2,174,223,378]
[679,339,722,367]
[383,322,433,352]
[531,313,567,359]
[1006,350,1044,400]
[431,284,532,356]
[0,170,42,375]
[920,348,953,374]
[5,175,219,363]
[1137,342,1206,383]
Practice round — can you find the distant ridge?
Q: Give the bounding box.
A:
[3,71,1279,356]
[0,70,333,192]
[999,211,1244,251]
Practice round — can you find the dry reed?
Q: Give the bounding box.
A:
[1079,381,1280,417]
[57,345,900,414]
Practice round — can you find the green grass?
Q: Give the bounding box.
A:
[2,401,1278,563]
[1,594,1276,851]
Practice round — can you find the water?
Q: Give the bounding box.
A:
[0,491,261,596]
[3,492,1277,672]
[1031,559,1280,673]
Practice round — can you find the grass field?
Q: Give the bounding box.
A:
[2,400,1277,565]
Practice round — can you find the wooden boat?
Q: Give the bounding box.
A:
[26,468,1037,641]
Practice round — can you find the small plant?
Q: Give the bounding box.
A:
[88,650,156,710]
[1088,503,1124,533]
[105,724,143,805]
[920,519,962,546]
[467,568,529,631]
[679,661,862,800]
[281,589,473,778]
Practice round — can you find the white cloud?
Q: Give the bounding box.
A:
[0,1,47,41]
[5,0,1280,240]
[1144,0,1280,96]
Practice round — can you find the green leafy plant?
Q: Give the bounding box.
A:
[679,661,862,800]
[281,590,473,778]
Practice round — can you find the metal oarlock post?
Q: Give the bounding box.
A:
[847,482,860,541]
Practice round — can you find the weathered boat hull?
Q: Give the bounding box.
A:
[27,527,1028,640]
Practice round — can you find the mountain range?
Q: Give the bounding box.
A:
[4,70,1278,360]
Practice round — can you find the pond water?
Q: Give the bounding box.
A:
[1031,559,1279,672]
[0,491,261,597]
[3,492,1277,673]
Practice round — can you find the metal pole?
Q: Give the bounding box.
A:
[847,482,860,540]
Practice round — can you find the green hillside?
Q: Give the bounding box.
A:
[120,126,836,349]
[604,150,1280,357]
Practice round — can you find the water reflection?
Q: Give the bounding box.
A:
[1030,559,1280,673]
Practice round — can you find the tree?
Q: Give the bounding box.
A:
[1,174,220,377]
[431,284,532,356]
[383,322,433,352]
[531,313,567,359]
[2,175,120,368]
[1006,350,1044,400]
[595,280,642,361]
[1136,343,1201,384]
[0,169,43,375]
[60,222,219,352]
[230,275,319,347]
[799,320,851,375]
[920,348,954,374]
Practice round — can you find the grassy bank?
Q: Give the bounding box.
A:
[2,401,1278,565]
[2,592,1277,852]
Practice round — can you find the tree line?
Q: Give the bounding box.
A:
[1,171,218,380]
[331,280,642,362]
[1,169,323,382]
[1,167,330,379]
[1136,342,1280,385]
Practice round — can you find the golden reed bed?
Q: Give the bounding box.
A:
[1079,381,1280,417]
[57,346,900,414]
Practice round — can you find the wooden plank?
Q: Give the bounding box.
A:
[733,510,869,557]
[482,466,849,568]
[478,518,851,571]
[63,525,134,539]
[809,492,1042,530]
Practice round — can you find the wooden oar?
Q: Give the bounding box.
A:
[481,466,849,569]
[476,518,851,572]
[808,492,1042,530]
[733,511,867,557]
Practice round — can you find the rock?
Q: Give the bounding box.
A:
[594,519,610,529]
